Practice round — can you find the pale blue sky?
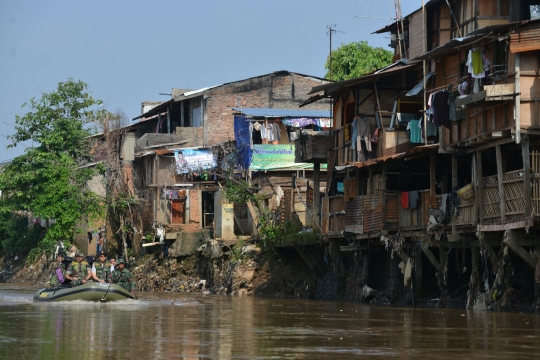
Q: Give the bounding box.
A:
[0,0,418,160]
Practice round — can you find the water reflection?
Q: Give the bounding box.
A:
[1,284,540,359]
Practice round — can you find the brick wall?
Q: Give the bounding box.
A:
[188,189,202,229]
[203,72,332,146]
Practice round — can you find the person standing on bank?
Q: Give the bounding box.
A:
[91,251,112,283]
[108,258,136,296]
[65,251,92,287]
[50,252,68,288]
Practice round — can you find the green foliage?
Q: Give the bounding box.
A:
[230,240,245,263]
[0,213,45,256]
[325,41,394,81]
[284,220,301,235]
[0,79,104,252]
[222,179,255,204]
[258,209,283,244]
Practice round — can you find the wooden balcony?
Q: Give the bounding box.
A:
[294,130,331,163]
[320,168,530,236]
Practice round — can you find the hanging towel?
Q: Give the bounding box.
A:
[357,117,372,152]
[351,117,358,149]
[401,192,409,209]
[409,191,419,209]
[407,119,423,144]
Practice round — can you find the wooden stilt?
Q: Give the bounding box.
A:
[414,245,423,298]
[419,242,440,269]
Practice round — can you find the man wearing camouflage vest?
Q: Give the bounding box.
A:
[108,258,136,295]
[91,251,113,283]
[65,251,92,287]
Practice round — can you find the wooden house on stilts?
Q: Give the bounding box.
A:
[297,0,540,310]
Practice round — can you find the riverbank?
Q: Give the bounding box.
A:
[0,242,318,300]
[1,239,537,313]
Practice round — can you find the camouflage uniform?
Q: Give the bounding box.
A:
[108,268,136,292]
[93,261,112,281]
[50,263,66,287]
[67,260,90,287]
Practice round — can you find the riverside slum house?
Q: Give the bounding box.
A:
[231,108,332,244]
[297,0,540,310]
[129,71,332,257]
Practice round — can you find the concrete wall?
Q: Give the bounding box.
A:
[122,132,136,161]
[214,190,235,240]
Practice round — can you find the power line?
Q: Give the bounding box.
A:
[326,24,344,82]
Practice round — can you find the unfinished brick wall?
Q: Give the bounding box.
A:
[204,72,332,146]
[188,189,202,230]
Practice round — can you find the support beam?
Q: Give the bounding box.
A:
[294,246,326,276]
[451,155,458,188]
[313,161,321,230]
[167,106,171,134]
[414,246,423,297]
[496,145,506,223]
[430,152,436,196]
[476,151,485,222]
[502,229,536,269]
[419,242,440,269]
[522,135,532,219]
[515,52,521,144]
[382,162,387,221]
[467,247,480,309]
[452,155,458,234]
[367,169,373,195]
[439,247,448,296]
[180,101,184,127]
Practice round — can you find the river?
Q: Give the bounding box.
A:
[1,283,540,359]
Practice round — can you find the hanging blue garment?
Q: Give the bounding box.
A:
[234,115,252,170]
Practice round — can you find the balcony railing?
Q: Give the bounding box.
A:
[319,169,529,236]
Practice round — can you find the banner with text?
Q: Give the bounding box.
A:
[174,149,217,174]
[250,144,326,171]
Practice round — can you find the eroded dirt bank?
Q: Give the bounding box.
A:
[1,241,537,313]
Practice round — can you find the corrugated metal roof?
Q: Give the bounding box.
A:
[133,71,332,121]
[413,21,539,61]
[231,107,331,118]
[406,71,435,96]
[350,144,438,169]
[307,60,419,96]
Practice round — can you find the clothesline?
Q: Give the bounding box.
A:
[427,81,455,94]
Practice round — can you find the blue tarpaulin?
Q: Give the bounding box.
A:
[234,115,252,171]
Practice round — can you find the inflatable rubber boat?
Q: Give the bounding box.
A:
[33,282,137,302]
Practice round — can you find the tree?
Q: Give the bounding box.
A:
[324,41,394,81]
[0,79,104,256]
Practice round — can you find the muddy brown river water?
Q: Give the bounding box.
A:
[1,283,540,359]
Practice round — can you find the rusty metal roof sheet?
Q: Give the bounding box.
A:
[350,143,438,169]
[305,59,420,97]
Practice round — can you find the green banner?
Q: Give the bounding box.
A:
[250,144,326,171]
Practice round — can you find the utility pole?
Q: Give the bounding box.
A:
[326,25,344,81]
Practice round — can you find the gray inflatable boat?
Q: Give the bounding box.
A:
[33,282,137,302]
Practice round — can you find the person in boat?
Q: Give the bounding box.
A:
[108,258,136,294]
[109,256,117,269]
[65,251,92,287]
[91,251,112,283]
[50,252,69,288]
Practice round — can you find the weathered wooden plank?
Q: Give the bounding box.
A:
[419,242,440,269]
[503,230,537,269]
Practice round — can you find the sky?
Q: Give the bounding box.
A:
[0,0,419,160]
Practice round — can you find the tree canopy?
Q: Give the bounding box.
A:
[324,41,394,81]
[0,79,105,255]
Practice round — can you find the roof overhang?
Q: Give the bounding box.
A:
[300,60,420,107]
[231,107,332,118]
